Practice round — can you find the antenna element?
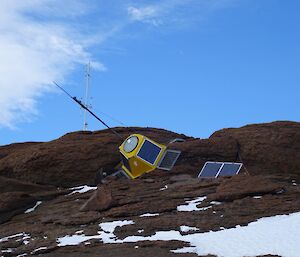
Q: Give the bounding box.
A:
[83,62,91,131]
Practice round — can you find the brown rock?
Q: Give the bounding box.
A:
[0,192,37,224]
[143,178,155,183]
[0,175,55,194]
[170,174,193,182]
[80,185,114,212]
[207,175,284,202]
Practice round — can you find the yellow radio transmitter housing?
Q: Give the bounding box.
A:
[119,134,167,179]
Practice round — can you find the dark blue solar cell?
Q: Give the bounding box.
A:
[137,140,162,165]
[218,163,242,177]
[198,162,223,178]
[158,150,181,170]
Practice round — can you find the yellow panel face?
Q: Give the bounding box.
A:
[129,157,153,178]
[119,134,167,179]
[119,134,144,158]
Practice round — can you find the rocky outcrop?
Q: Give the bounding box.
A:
[0,128,188,187]
[0,122,299,188]
[210,121,300,176]
[172,121,300,178]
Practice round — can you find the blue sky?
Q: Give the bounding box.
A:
[1,0,299,145]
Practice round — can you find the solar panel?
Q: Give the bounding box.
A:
[198,162,243,178]
[218,163,242,177]
[137,139,162,165]
[157,150,181,170]
[198,162,223,178]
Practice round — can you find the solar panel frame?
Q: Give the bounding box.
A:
[198,162,224,178]
[217,162,243,177]
[136,139,162,165]
[198,161,243,178]
[157,149,181,171]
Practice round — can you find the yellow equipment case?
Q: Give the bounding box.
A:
[119,134,167,179]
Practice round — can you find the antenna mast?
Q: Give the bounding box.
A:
[53,81,123,140]
[83,62,91,131]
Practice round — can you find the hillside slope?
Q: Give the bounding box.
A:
[0,121,299,257]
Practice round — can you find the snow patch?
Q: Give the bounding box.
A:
[100,220,135,233]
[24,201,42,213]
[57,234,101,246]
[159,185,168,191]
[68,185,97,195]
[57,220,135,246]
[0,232,30,246]
[171,212,300,257]
[1,248,13,253]
[0,233,25,243]
[139,213,159,217]
[210,201,222,205]
[180,226,199,233]
[23,239,30,245]
[31,247,47,254]
[123,230,182,243]
[177,196,207,212]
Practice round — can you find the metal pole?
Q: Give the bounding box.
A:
[83,62,91,131]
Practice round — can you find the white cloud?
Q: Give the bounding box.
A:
[127,6,162,26]
[0,0,105,128]
[0,0,237,129]
[127,0,237,27]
